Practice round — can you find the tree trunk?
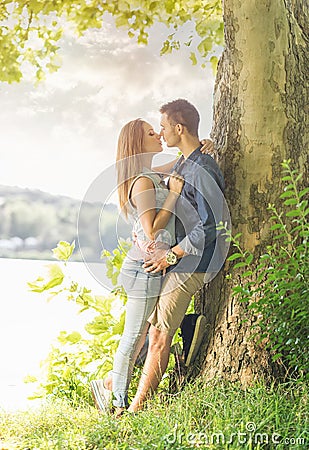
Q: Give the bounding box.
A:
[194,0,308,385]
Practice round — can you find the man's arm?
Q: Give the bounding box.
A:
[143,162,224,273]
[177,164,223,252]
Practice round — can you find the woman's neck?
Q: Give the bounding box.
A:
[140,154,154,169]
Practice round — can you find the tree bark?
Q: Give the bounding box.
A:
[194,0,308,385]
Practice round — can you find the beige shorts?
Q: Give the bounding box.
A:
[148,272,208,337]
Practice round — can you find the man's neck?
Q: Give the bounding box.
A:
[178,136,201,159]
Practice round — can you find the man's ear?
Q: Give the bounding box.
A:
[175,123,184,135]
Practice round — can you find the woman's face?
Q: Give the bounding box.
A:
[142,122,163,154]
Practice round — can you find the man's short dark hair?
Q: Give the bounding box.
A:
[160,99,200,136]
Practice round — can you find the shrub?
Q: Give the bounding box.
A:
[27,239,130,404]
[221,160,308,377]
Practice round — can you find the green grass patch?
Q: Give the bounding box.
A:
[0,379,307,449]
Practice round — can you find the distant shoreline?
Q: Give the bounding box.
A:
[0,184,131,261]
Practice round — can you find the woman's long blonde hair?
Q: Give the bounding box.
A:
[116,118,146,218]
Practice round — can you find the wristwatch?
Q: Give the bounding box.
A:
[165,249,178,265]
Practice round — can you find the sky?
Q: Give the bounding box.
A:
[0,17,216,200]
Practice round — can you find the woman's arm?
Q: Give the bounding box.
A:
[200,139,215,155]
[131,175,183,241]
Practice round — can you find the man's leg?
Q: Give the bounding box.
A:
[128,325,172,411]
[128,271,205,412]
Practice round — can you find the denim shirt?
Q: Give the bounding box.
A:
[169,146,226,273]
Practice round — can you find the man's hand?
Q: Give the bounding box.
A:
[143,248,170,274]
[143,244,185,274]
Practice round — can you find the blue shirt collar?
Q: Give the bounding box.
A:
[186,144,203,162]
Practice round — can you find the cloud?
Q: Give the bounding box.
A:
[0,17,216,198]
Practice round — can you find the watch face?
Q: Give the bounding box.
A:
[166,251,177,265]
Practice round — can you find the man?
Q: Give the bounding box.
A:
[127,99,226,413]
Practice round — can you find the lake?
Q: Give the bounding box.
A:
[0,258,108,411]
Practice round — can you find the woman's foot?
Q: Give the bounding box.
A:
[90,378,112,413]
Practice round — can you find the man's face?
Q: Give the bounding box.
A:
[160,113,180,148]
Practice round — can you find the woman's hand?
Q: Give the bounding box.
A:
[169,171,184,194]
[200,139,214,154]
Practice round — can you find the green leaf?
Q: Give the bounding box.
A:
[52,240,75,261]
[283,198,297,206]
[28,264,64,292]
[272,353,283,362]
[190,51,197,65]
[270,224,284,231]
[233,233,242,241]
[197,37,213,57]
[299,199,308,210]
[286,210,301,217]
[245,254,254,265]
[280,190,294,198]
[66,331,82,344]
[115,15,129,27]
[273,232,288,240]
[299,187,309,198]
[210,55,218,73]
[284,183,295,190]
[228,252,243,261]
[24,375,38,383]
[233,262,247,269]
[241,270,253,278]
[232,286,245,294]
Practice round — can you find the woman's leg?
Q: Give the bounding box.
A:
[112,262,161,408]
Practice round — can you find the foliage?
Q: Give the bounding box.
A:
[27,239,130,404]
[1,380,308,449]
[220,160,309,378]
[0,0,223,83]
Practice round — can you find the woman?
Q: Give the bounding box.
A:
[91,118,184,416]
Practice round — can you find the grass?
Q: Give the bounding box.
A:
[0,379,308,449]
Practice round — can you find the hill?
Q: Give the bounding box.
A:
[0,185,131,261]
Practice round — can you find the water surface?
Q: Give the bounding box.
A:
[0,258,107,411]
